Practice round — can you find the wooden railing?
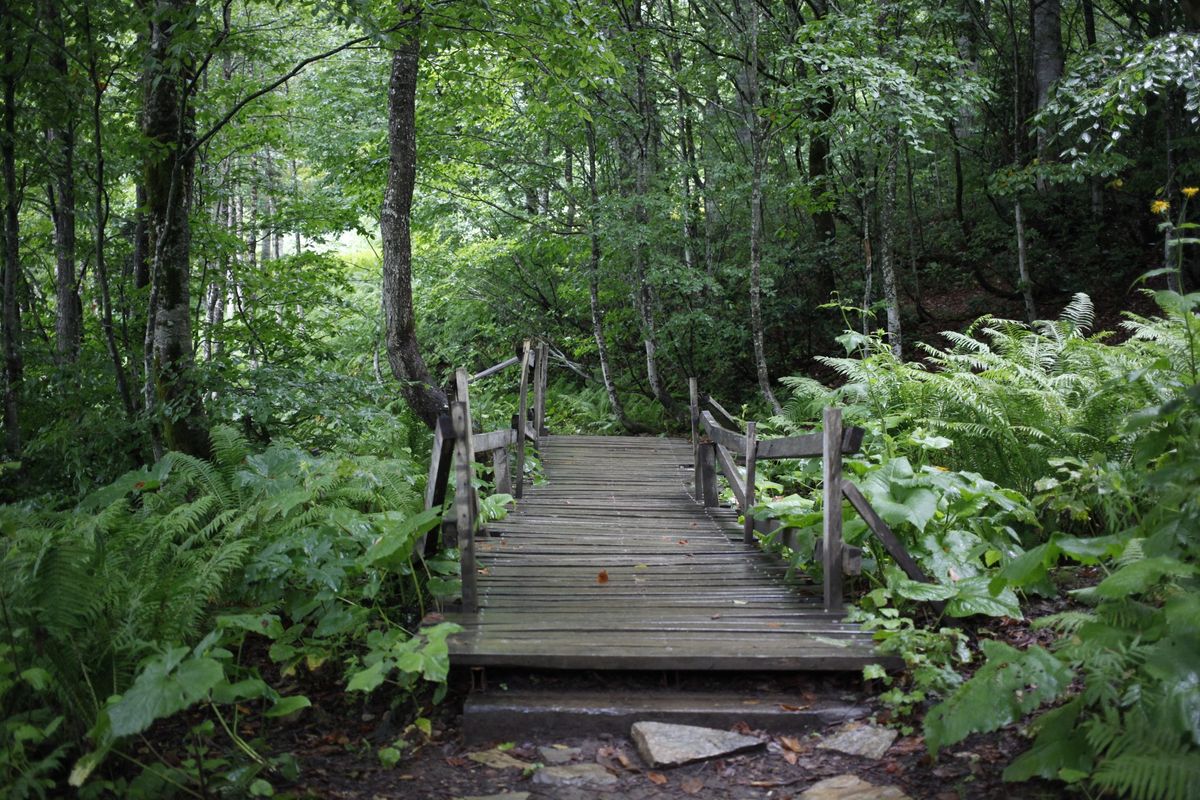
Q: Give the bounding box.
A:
[688,378,934,613]
[423,340,549,612]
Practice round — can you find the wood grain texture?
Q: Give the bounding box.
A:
[445,434,891,672]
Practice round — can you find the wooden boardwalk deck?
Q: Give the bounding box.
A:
[446,435,889,671]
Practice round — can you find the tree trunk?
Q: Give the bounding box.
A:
[743,1,783,415]
[585,121,641,433]
[1014,198,1037,320]
[43,0,82,364]
[143,0,210,458]
[1031,0,1063,187]
[381,6,448,428]
[629,0,675,415]
[879,132,902,358]
[84,4,135,418]
[2,5,23,453]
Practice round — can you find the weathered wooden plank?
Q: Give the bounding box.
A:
[700,410,745,453]
[514,341,532,498]
[468,355,520,383]
[534,341,548,436]
[451,401,478,612]
[705,395,740,430]
[842,481,933,586]
[473,428,517,453]
[492,448,512,496]
[743,421,758,543]
[713,441,746,508]
[822,407,844,613]
[755,426,866,460]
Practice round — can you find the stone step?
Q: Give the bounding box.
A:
[461,688,869,745]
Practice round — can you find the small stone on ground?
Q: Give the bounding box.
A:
[816,722,899,759]
[468,749,530,770]
[538,745,581,765]
[530,763,619,789]
[799,774,911,800]
[631,721,763,768]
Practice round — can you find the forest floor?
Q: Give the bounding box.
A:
[213,574,1094,800]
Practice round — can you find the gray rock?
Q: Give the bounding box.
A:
[467,749,530,770]
[799,774,910,800]
[530,763,619,789]
[631,721,763,768]
[816,723,899,759]
[538,745,581,765]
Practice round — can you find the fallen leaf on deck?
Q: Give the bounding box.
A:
[634,563,649,570]
[647,772,668,785]
[597,570,609,584]
[477,567,490,576]
[779,736,805,753]
[678,539,689,545]
[779,704,809,712]
[733,600,748,605]
[711,613,722,619]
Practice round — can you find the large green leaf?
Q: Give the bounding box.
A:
[925,641,1071,754]
[946,576,1022,618]
[1002,697,1093,782]
[107,648,224,738]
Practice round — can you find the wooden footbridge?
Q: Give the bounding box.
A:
[425,342,931,674]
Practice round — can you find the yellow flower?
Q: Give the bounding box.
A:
[1151,199,1171,214]
[1183,187,1199,199]
[1110,178,1124,189]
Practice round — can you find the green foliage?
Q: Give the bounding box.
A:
[0,427,456,795]
[924,290,1200,799]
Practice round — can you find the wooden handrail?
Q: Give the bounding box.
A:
[468,355,520,383]
[450,399,478,612]
[515,340,532,498]
[690,377,931,614]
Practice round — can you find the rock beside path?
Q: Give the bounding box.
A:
[467,749,530,770]
[631,721,764,768]
[530,763,619,789]
[537,745,581,765]
[816,723,898,759]
[799,774,911,800]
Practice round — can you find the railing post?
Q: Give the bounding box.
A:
[688,378,700,502]
[534,341,549,437]
[742,421,758,543]
[699,442,718,507]
[514,340,532,498]
[822,406,845,613]
[451,400,478,613]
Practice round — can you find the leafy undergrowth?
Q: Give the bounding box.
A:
[747,290,1200,800]
[0,428,464,798]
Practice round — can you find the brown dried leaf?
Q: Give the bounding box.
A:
[597,569,609,584]
[677,539,689,545]
[779,703,809,712]
[647,772,668,785]
[779,736,805,753]
[681,776,705,794]
[782,750,798,765]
